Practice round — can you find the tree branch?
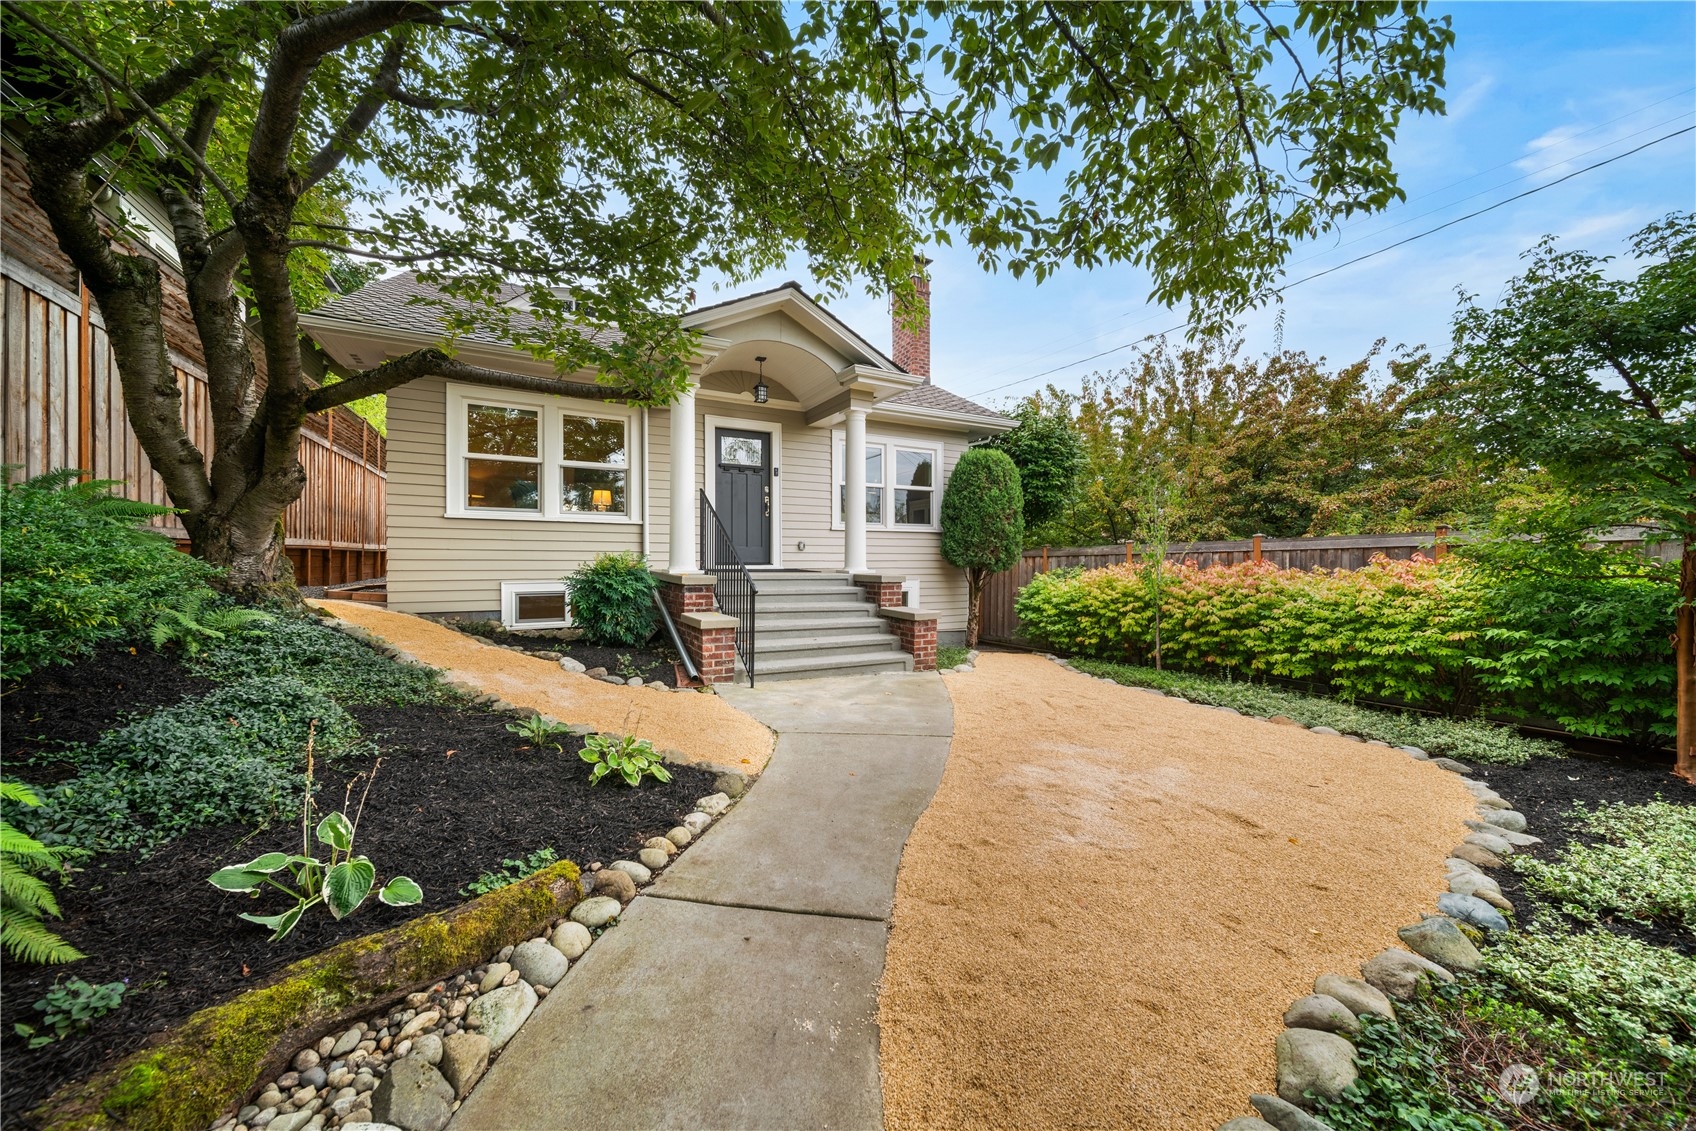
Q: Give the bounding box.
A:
[303,348,635,413]
[304,34,406,190]
[1247,2,1315,93]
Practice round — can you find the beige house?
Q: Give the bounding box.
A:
[301,274,1011,680]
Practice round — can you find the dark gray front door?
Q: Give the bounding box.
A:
[714,427,772,565]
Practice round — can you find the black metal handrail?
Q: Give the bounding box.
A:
[699,490,758,685]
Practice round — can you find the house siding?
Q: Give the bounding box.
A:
[385,381,973,634]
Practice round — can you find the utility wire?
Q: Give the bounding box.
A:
[963,88,1696,386]
[961,123,1695,401]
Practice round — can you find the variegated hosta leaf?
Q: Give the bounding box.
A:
[316,811,355,853]
[323,856,376,919]
[240,903,306,941]
[378,875,423,907]
[208,866,265,893]
[240,852,294,874]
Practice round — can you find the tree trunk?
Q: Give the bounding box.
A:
[966,568,983,647]
[1677,536,1694,784]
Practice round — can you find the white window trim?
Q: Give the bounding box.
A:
[831,431,943,532]
[446,382,640,523]
[703,414,784,568]
[500,580,572,629]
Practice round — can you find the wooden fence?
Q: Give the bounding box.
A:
[0,264,387,585]
[980,528,1678,644]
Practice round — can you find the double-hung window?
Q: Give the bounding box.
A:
[833,433,942,531]
[449,386,637,520]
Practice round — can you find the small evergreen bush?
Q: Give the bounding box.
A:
[565,552,657,646]
[941,448,1023,646]
[16,678,364,853]
[1,469,218,679]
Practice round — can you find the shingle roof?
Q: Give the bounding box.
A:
[314,272,1009,424]
[885,383,1007,421]
[310,272,622,347]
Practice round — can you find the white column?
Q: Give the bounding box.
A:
[668,383,698,572]
[844,405,868,573]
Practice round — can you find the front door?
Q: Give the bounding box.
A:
[713,427,773,565]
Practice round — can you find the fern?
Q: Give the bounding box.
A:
[0,782,84,965]
[148,590,273,656]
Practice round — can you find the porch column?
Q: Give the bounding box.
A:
[844,405,868,573]
[668,383,698,572]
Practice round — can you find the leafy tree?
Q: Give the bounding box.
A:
[1029,338,1504,546]
[1433,213,1695,781]
[941,448,1024,646]
[986,401,1084,534]
[1,1,1453,592]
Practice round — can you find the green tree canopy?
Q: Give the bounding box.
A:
[1431,212,1695,781]
[941,447,1024,645]
[0,1,1454,588]
[986,402,1085,534]
[1027,337,1507,546]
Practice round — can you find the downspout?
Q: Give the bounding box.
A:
[651,589,701,684]
[640,406,651,561]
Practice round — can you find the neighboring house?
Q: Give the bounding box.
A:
[301,271,1012,680]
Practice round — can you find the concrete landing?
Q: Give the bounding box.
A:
[448,673,955,1131]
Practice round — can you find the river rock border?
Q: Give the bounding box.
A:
[204,780,745,1131]
[1041,655,1542,1131]
[937,648,981,674]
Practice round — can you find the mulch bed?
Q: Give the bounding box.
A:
[441,618,684,687]
[0,664,715,1119]
[1469,752,1696,955]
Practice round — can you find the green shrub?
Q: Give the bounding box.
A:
[1,781,85,965]
[1512,801,1696,929]
[565,552,656,646]
[190,613,448,706]
[580,733,671,787]
[1,469,219,680]
[1018,554,1673,742]
[17,678,364,853]
[1071,658,1560,765]
[941,448,1024,646]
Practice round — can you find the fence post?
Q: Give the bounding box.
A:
[1252,533,1263,564]
[1041,545,1049,573]
[1125,540,1133,565]
[1434,524,1449,561]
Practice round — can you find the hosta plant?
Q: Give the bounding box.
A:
[580,733,671,787]
[208,747,420,941]
[507,715,571,754]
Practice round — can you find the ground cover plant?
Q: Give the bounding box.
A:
[461,848,559,898]
[1313,758,1696,1130]
[1020,553,1673,746]
[1070,658,1562,766]
[936,646,970,670]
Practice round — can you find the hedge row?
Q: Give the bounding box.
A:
[1014,556,1674,742]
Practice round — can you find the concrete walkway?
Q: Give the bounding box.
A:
[450,673,954,1131]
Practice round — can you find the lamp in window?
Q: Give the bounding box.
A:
[751,355,769,404]
[591,488,614,512]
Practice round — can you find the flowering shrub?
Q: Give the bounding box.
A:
[1015,555,1673,741]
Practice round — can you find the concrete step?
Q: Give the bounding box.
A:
[757,591,869,610]
[753,613,886,635]
[752,634,905,662]
[742,649,914,682]
[750,581,864,596]
[749,599,879,616]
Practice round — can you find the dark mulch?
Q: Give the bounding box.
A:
[2,647,213,771]
[0,699,715,1119]
[1469,753,1696,955]
[443,619,683,687]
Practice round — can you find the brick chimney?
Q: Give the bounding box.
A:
[891,257,932,383]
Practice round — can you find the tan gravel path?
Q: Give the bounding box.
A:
[879,652,1476,1130]
[309,600,773,773]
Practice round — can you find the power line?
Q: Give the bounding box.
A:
[961,123,1695,402]
[959,88,1696,387]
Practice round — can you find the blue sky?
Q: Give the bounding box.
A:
[697,2,1696,409]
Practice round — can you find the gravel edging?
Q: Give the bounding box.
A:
[1041,654,1542,1130]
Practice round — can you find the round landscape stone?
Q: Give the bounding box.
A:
[1464,830,1515,857]
[1450,842,1504,869]
[1250,1092,1337,1131]
[1308,726,1341,737]
[1431,757,1473,773]
[592,868,637,903]
[682,812,712,835]
[1282,994,1361,1036]
[1275,1028,1358,1107]
[1361,947,1455,1001]
[1481,809,1528,833]
[607,859,652,884]
[1312,974,1394,1021]
[570,895,623,929]
[695,792,732,816]
[551,920,593,959]
[558,656,587,673]
[1397,916,1484,971]
[644,836,678,857]
[465,981,538,1051]
[665,826,692,847]
[1436,892,1511,932]
[510,937,570,986]
[371,1054,454,1131]
[637,847,670,871]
